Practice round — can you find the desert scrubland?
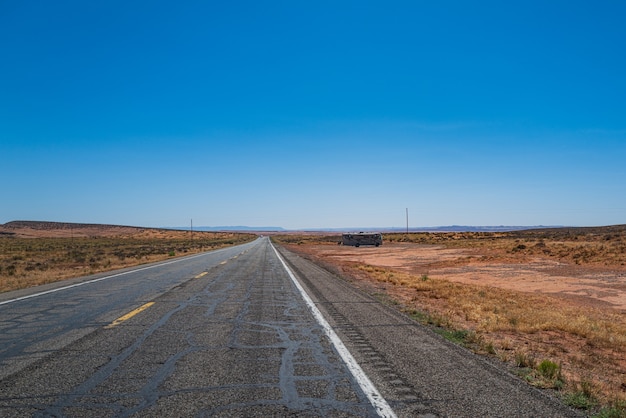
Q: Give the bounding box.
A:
[0,221,256,293]
[3,220,626,415]
[274,225,626,416]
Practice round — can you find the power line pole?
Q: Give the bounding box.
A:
[406,208,409,234]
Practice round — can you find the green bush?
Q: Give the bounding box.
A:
[564,381,596,410]
[595,401,626,418]
[564,391,595,410]
[538,359,560,380]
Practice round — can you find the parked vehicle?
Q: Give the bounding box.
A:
[341,232,383,247]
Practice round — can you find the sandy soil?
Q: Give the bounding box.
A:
[283,240,626,408]
[300,243,626,311]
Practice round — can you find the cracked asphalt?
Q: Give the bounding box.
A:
[0,238,376,417]
[0,237,582,417]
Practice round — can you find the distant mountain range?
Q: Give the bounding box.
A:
[0,221,567,233]
[4,221,625,239]
[0,220,567,234]
[167,225,559,233]
[340,226,559,233]
[167,226,286,232]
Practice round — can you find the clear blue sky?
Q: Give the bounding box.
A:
[2,1,625,229]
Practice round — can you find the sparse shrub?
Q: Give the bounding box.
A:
[6,264,16,276]
[515,351,535,368]
[564,386,596,410]
[596,401,626,418]
[406,309,428,323]
[429,313,452,328]
[437,328,471,345]
[563,380,597,410]
[420,274,429,281]
[500,338,513,351]
[538,359,560,380]
[553,378,565,391]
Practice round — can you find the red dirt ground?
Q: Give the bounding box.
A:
[303,243,626,311]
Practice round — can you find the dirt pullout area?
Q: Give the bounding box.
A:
[305,243,626,311]
[277,232,626,413]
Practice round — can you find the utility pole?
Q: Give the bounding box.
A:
[406,208,409,234]
[190,219,193,243]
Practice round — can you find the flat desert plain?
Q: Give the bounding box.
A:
[276,227,626,411]
[302,242,626,310]
[0,221,256,292]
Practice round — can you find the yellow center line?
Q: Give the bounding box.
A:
[195,272,208,278]
[220,261,227,265]
[105,302,155,329]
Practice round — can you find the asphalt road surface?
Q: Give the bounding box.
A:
[0,237,581,417]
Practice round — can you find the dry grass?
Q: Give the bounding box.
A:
[383,227,626,267]
[355,262,626,348]
[0,229,256,292]
[371,265,626,414]
[274,227,626,415]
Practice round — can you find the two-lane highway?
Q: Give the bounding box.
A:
[0,238,382,416]
[0,237,581,417]
[0,240,260,382]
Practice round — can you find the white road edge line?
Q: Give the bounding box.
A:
[271,242,397,418]
[0,248,231,307]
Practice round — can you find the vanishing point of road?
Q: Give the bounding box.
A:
[0,237,580,417]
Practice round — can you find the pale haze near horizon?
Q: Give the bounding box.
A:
[1,2,625,230]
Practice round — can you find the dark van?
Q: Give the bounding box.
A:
[341,232,383,247]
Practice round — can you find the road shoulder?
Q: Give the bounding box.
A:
[275,244,582,417]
